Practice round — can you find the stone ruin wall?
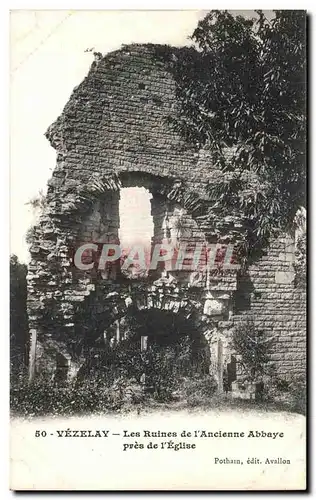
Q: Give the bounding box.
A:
[27,44,306,387]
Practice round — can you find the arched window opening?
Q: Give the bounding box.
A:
[119,187,154,279]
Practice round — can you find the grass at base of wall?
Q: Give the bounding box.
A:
[10,371,306,418]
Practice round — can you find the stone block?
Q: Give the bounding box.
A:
[275,270,295,284]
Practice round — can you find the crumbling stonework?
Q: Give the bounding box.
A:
[27,43,306,389]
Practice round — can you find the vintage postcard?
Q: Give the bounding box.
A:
[10,9,307,491]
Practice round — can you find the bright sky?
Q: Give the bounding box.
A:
[119,187,154,248]
[10,10,207,263]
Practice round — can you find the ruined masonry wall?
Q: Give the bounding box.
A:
[232,235,306,378]
[45,44,211,197]
[27,43,306,381]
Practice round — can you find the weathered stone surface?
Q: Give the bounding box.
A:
[27,43,306,382]
[275,270,296,285]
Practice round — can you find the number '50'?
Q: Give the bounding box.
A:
[35,430,47,437]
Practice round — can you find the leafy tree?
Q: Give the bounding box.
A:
[10,255,29,371]
[231,319,275,399]
[169,10,306,255]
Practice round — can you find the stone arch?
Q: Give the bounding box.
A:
[73,273,213,344]
[74,170,209,259]
[67,170,211,315]
[70,280,215,382]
